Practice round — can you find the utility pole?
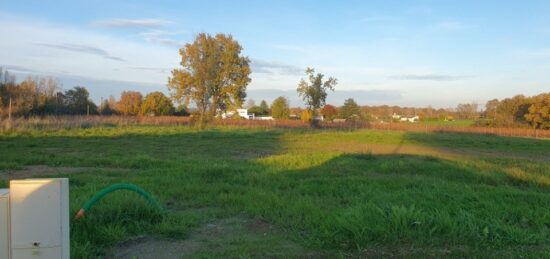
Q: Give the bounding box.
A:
[87,104,90,116]
[99,97,104,115]
[8,97,12,121]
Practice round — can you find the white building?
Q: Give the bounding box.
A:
[221,108,255,120]
[393,113,419,122]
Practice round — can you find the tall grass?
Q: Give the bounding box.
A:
[1,115,549,139]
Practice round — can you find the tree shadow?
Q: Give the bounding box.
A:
[245,152,550,256]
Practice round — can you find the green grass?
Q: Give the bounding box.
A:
[1,125,549,258]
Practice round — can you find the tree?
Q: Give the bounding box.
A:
[525,93,550,129]
[99,99,115,115]
[271,96,290,119]
[301,109,312,123]
[141,92,175,116]
[259,100,270,115]
[174,104,190,116]
[116,91,143,116]
[64,86,96,115]
[320,104,337,120]
[297,67,337,125]
[339,98,362,120]
[168,33,251,127]
[484,99,499,120]
[248,105,268,116]
[99,95,117,115]
[456,102,479,120]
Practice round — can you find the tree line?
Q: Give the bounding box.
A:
[0,68,181,118]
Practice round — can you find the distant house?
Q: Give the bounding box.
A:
[393,113,419,122]
[221,108,255,120]
[402,115,419,122]
[392,113,401,120]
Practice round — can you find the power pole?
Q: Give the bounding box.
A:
[8,97,12,121]
[87,104,90,116]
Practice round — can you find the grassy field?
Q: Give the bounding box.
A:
[1,125,549,258]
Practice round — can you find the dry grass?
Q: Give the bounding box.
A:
[1,116,548,138]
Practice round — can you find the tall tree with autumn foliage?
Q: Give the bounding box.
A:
[320,104,337,120]
[525,93,550,129]
[116,91,143,116]
[168,33,251,127]
[297,67,337,126]
[141,92,174,116]
[271,96,290,119]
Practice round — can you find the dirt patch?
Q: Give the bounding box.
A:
[107,215,324,258]
[0,165,127,180]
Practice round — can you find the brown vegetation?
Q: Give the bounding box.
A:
[1,116,548,138]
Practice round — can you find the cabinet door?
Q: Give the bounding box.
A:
[0,193,9,259]
[12,247,62,259]
[10,181,61,248]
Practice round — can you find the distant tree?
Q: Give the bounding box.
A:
[141,92,174,116]
[301,109,312,123]
[320,104,337,120]
[456,102,479,120]
[116,91,143,116]
[271,96,290,119]
[338,98,362,120]
[297,67,337,125]
[525,93,550,129]
[495,95,531,125]
[168,33,251,127]
[64,86,96,115]
[248,105,268,116]
[259,100,270,115]
[99,99,115,115]
[174,104,190,116]
[484,99,499,120]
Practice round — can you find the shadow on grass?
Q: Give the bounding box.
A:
[0,128,286,170]
[242,152,550,257]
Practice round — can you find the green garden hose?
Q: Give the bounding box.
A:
[75,183,162,219]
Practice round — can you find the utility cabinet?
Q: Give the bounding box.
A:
[9,178,69,259]
[0,189,9,259]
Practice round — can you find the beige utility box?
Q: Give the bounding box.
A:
[9,178,70,259]
[1,189,9,259]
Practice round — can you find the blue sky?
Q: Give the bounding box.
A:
[1,0,549,107]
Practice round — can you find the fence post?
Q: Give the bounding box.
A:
[8,97,12,121]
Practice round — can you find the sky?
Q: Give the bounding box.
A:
[1,0,549,108]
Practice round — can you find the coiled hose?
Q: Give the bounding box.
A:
[75,183,162,219]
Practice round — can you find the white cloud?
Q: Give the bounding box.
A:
[388,74,472,81]
[0,15,180,88]
[93,18,173,28]
[139,30,184,48]
[34,43,125,61]
[251,59,303,76]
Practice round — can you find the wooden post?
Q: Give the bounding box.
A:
[8,97,12,121]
